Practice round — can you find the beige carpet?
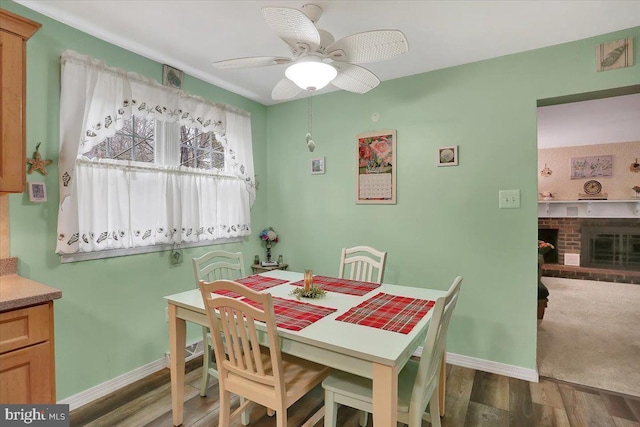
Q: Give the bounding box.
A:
[537,277,640,397]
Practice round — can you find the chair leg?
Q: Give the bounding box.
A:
[276,406,287,427]
[324,391,338,427]
[219,389,231,426]
[240,397,249,425]
[428,388,442,427]
[358,410,368,427]
[200,327,210,397]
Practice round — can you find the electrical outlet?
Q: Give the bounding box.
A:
[170,249,183,265]
[499,189,521,209]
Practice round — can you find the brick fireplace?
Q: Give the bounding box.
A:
[538,217,640,284]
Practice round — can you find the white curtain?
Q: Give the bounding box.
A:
[57,50,255,255]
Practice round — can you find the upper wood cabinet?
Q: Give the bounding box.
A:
[0,9,41,193]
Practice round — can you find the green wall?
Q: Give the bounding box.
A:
[4,0,639,402]
[264,29,640,369]
[3,2,269,400]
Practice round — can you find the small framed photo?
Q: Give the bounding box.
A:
[437,146,458,167]
[163,64,184,89]
[28,182,47,202]
[311,157,325,175]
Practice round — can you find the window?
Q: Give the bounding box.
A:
[179,126,224,170]
[86,117,155,163]
[57,50,255,260]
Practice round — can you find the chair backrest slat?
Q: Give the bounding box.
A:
[338,246,387,284]
[193,251,246,286]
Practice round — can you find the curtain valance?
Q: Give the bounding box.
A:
[56,50,255,255]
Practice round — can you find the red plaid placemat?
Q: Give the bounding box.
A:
[241,297,337,332]
[290,275,380,296]
[214,275,288,298]
[336,292,435,334]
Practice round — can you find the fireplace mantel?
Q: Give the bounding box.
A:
[538,200,640,218]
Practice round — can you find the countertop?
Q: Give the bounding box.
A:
[0,274,62,312]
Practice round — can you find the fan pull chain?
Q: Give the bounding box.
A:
[306,95,315,152]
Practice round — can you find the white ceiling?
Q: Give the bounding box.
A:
[15,0,640,106]
[538,93,640,149]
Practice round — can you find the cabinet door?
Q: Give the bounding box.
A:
[0,31,27,192]
[0,341,53,403]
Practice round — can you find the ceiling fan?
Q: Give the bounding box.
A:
[212,3,409,100]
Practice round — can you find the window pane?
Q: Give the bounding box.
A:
[85,141,107,160]
[179,125,224,170]
[212,152,225,169]
[86,117,157,164]
[181,145,195,168]
[110,135,134,161]
[134,140,154,163]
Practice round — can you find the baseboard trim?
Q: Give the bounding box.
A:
[59,340,204,411]
[63,342,538,411]
[413,347,539,382]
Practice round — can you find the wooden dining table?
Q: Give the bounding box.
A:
[165,269,447,426]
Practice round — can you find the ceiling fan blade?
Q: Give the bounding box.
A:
[263,7,320,54]
[326,30,409,63]
[331,63,380,94]
[212,56,292,69]
[272,77,302,100]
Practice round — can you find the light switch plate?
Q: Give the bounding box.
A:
[499,189,521,209]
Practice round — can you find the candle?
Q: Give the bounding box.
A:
[304,270,313,292]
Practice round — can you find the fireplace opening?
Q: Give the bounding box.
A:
[581,226,640,270]
[538,228,559,264]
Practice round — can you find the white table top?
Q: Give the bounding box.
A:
[165,270,446,368]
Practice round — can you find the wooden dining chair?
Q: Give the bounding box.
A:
[192,250,245,397]
[338,246,387,284]
[322,276,463,427]
[199,279,330,427]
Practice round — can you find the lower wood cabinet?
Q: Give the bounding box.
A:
[0,302,56,403]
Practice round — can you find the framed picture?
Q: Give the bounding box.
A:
[311,157,325,175]
[163,64,184,89]
[570,155,612,179]
[437,146,458,166]
[357,130,396,204]
[596,37,633,72]
[28,182,47,202]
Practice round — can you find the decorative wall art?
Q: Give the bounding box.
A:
[356,130,396,204]
[570,155,612,179]
[630,158,640,173]
[28,182,47,202]
[163,65,184,89]
[26,142,52,175]
[596,37,633,72]
[437,146,458,167]
[540,164,552,177]
[310,157,325,175]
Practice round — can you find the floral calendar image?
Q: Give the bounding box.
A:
[356,130,396,204]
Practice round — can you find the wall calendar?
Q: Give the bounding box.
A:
[356,130,396,204]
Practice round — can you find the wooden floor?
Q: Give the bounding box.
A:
[69,356,640,427]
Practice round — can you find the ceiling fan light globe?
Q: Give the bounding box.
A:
[285,59,337,91]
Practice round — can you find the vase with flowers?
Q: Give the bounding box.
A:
[259,227,279,263]
[633,186,640,199]
[538,240,555,256]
